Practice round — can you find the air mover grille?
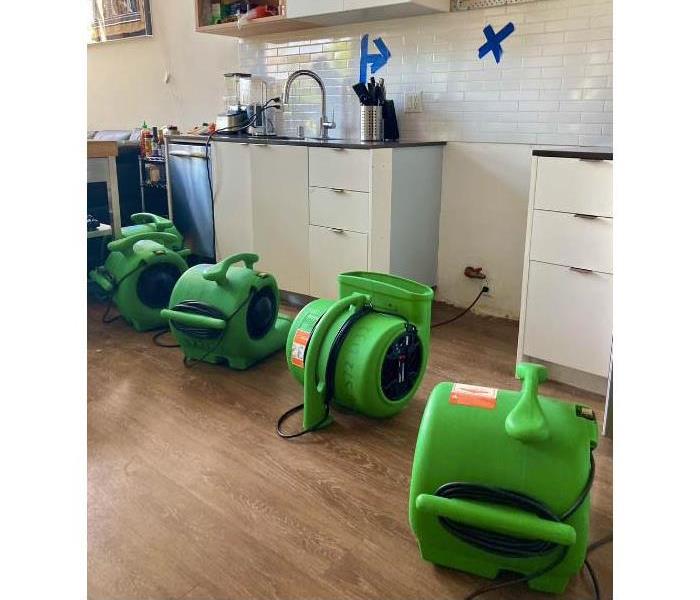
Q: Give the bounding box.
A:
[246,287,277,340]
[136,263,182,309]
[381,326,422,401]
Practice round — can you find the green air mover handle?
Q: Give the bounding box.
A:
[505,363,550,443]
[130,212,173,230]
[415,493,576,546]
[160,309,226,331]
[108,232,179,255]
[302,293,371,430]
[203,253,260,285]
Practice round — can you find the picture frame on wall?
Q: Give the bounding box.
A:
[89,0,152,44]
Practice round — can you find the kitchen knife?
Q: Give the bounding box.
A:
[352,82,371,105]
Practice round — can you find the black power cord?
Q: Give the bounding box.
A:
[583,532,613,599]
[431,285,489,329]
[276,306,372,438]
[435,452,608,600]
[204,100,282,259]
[276,304,416,439]
[152,328,179,348]
[99,263,149,324]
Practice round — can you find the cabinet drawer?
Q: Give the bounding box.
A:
[309,225,368,299]
[535,157,612,217]
[530,210,612,274]
[309,187,369,233]
[309,147,370,192]
[523,261,612,377]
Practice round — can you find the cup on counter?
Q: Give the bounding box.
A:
[361,105,384,142]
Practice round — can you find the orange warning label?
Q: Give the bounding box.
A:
[290,329,311,368]
[449,383,498,409]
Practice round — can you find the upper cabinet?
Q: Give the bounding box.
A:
[288,0,450,24]
[194,0,450,38]
[287,0,344,18]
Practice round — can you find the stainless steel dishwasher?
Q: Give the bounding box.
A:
[165,140,215,259]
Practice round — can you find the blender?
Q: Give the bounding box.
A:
[216,72,253,134]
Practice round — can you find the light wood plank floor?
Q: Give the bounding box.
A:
[88,299,612,600]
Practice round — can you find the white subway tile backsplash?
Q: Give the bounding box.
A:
[236,0,612,146]
[581,111,613,123]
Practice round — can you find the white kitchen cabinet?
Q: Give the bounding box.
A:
[212,141,443,298]
[517,151,613,394]
[344,0,448,11]
[309,187,370,233]
[287,0,343,18]
[534,156,613,217]
[250,144,310,294]
[285,0,448,25]
[309,226,368,299]
[529,210,613,274]
[211,141,252,261]
[307,145,444,294]
[309,148,370,192]
[522,261,612,377]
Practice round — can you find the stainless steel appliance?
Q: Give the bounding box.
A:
[166,141,215,259]
[216,72,253,133]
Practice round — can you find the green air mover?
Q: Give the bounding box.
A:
[161,253,291,370]
[90,232,191,331]
[121,212,184,250]
[409,363,598,596]
[279,272,434,438]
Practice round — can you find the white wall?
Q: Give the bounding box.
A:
[87,0,238,131]
[438,142,535,318]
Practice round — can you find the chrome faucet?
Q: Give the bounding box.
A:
[283,69,336,139]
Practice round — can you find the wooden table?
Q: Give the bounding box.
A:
[88,140,122,239]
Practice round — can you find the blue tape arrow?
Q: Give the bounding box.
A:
[359,34,392,83]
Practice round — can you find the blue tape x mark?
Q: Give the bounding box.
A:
[478,22,516,64]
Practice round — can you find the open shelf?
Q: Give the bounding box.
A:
[196,14,317,37]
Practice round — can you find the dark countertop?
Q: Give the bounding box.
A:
[167,134,446,150]
[533,148,613,160]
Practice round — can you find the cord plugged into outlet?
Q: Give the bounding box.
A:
[431,267,490,329]
[465,265,491,297]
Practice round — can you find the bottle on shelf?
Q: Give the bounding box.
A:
[139,121,149,155]
[143,130,153,157]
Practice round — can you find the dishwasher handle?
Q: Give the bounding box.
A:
[169,149,208,159]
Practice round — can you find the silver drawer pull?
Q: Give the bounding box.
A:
[330,228,345,234]
[331,188,345,193]
[574,213,599,219]
[332,147,345,151]
[570,266,594,274]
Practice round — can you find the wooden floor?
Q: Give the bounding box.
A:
[88,299,612,600]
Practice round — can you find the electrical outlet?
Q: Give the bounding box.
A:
[404,92,423,113]
[483,279,493,297]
